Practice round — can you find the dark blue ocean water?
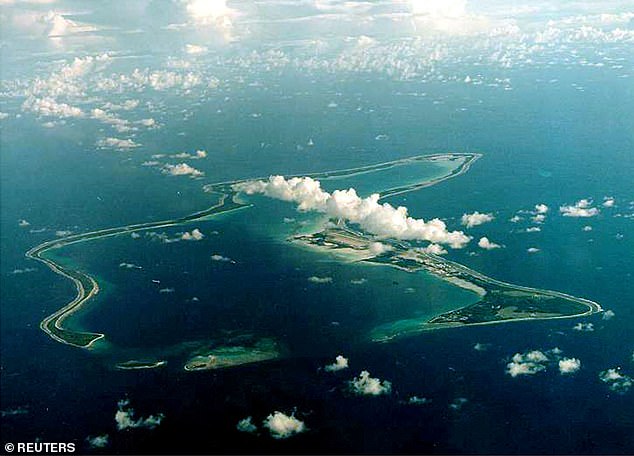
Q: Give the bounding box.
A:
[1,67,633,454]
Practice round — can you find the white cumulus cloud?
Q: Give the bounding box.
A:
[97,137,139,150]
[506,350,549,377]
[558,358,581,374]
[115,400,164,431]
[478,236,501,250]
[211,254,234,263]
[417,243,448,255]
[308,275,332,284]
[236,416,257,433]
[602,310,615,321]
[22,96,83,118]
[181,228,204,241]
[534,204,549,214]
[461,211,494,228]
[324,355,349,372]
[349,370,392,395]
[262,411,306,439]
[234,176,470,248]
[599,368,632,394]
[602,197,615,208]
[86,435,109,449]
[560,199,599,217]
[573,322,594,332]
[161,163,204,177]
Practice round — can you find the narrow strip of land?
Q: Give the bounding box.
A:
[26,152,598,350]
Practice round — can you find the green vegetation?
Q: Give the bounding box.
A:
[428,291,589,325]
[184,338,280,371]
[115,360,167,370]
[26,151,599,350]
[296,224,601,342]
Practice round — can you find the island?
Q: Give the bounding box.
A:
[115,360,167,370]
[184,339,280,371]
[25,152,601,350]
[294,226,601,341]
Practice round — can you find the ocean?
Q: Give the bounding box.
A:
[1,31,633,455]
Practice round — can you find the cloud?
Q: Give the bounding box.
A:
[602,197,615,208]
[161,163,204,177]
[449,397,468,411]
[473,342,490,351]
[534,204,549,214]
[506,350,549,377]
[18,219,30,227]
[115,399,164,431]
[184,0,233,23]
[236,416,257,434]
[324,355,349,372]
[417,243,448,255]
[169,150,208,160]
[119,262,142,269]
[409,0,467,18]
[599,368,633,394]
[349,370,392,396]
[22,96,83,118]
[262,411,306,439]
[350,278,367,285]
[103,100,139,111]
[478,236,501,250]
[146,231,181,243]
[583,225,593,232]
[45,11,97,37]
[0,407,28,418]
[308,275,332,284]
[86,435,109,449]
[369,241,392,256]
[181,0,237,39]
[525,227,541,233]
[6,9,98,39]
[558,358,581,374]
[97,137,140,150]
[181,228,204,241]
[461,211,494,228]
[211,254,235,263]
[185,44,208,55]
[138,118,156,128]
[234,176,470,248]
[10,267,37,274]
[573,322,594,332]
[527,247,540,253]
[560,199,599,217]
[90,108,132,132]
[407,396,430,405]
[602,310,615,321]
[159,287,175,293]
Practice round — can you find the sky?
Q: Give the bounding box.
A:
[1,0,632,152]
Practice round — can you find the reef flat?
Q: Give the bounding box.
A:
[295,226,602,341]
[26,153,474,349]
[115,360,167,370]
[184,339,280,371]
[25,152,600,351]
